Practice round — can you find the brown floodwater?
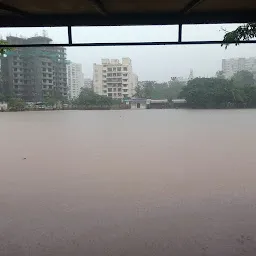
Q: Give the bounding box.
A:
[1,109,256,256]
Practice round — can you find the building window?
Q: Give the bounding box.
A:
[107,68,112,71]
[108,88,112,92]
[48,80,52,83]
[118,88,121,92]
[117,67,121,71]
[42,62,46,65]
[43,79,46,83]
[14,68,17,71]
[43,68,46,71]
[123,67,128,71]
[113,67,116,71]
[108,93,112,97]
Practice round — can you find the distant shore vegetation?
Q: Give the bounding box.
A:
[1,70,256,110]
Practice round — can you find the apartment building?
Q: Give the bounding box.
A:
[84,78,93,89]
[1,36,68,102]
[67,62,84,99]
[93,58,137,99]
[222,57,256,78]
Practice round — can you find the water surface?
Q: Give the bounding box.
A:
[1,110,256,255]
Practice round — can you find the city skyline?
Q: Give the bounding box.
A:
[1,24,256,82]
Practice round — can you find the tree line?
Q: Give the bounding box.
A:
[134,79,186,101]
[134,70,256,109]
[2,70,256,110]
[180,70,256,108]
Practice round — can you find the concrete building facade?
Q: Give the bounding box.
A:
[222,57,256,78]
[93,58,137,99]
[84,78,93,89]
[1,36,68,102]
[67,62,84,99]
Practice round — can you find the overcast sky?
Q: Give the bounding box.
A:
[1,24,255,82]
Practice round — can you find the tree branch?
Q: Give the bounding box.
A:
[222,23,256,49]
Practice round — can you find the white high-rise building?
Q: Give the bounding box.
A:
[67,62,84,99]
[222,57,256,78]
[93,58,138,99]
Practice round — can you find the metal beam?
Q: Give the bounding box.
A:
[178,24,182,42]
[1,40,256,48]
[0,10,255,27]
[87,0,108,15]
[182,0,206,14]
[68,26,72,45]
[0,2,29,16]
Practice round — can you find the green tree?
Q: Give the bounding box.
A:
[231,70,255,88]
[134,84,144,98]
[45,97,57,107]
[74,88,112,108]
[216,70,225,79]
[179,78,234,108]
[0,93,5,102]
[8,98,25,111]
[222,23,256,48]
[134,80,185,100]
[243,86,256,107]
[0,40,13,56]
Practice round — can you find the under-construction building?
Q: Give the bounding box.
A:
[1,36,68,102]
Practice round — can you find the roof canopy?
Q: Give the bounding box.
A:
[0,0,256,27]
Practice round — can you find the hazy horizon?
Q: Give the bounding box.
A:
[1,24,256,82]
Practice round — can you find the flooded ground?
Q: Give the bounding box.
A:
[1,109,256,256]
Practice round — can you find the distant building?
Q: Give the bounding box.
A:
[188,69,194,81]
[172,99,187,108]
[67,62,84,99]
[149,99,169,109]
[93,58,138,99]
[222,57,256,78]
[172,99,187,104]
[1,36,68,102]
[124,98,169,109]
[125,98,150,109]
[84,78,93,89]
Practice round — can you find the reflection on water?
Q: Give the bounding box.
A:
[1,110,256,256]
